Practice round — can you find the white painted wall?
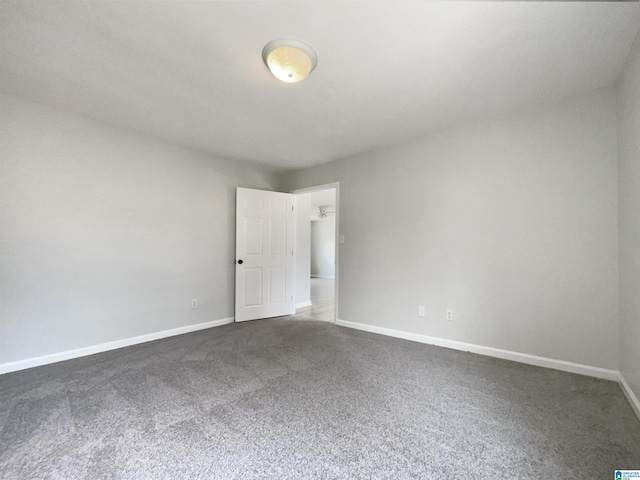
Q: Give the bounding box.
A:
[311,218,335,278]
[0,94,278,364]
[617,32,640,401]
[294,193,311,307]
[282,87,619,370]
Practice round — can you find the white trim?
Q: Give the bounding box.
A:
[290,182,340,195]
[618,373,640,421]
[296,301,313,309]
[0,317,234,375]
[310,274,335,279]
[335,319,619,381]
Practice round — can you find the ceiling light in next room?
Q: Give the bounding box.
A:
[262,38,317,83]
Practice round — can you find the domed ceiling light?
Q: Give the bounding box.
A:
[262,38,317,83]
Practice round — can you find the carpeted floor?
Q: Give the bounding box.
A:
[1,318,639,479]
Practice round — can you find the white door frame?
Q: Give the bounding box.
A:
[291,182,340,325]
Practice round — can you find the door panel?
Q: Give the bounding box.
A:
[244,217,263,255]
[269,267,286,303]
[235,188,294,322]
[244,268,262,306]
[270,218,287,255]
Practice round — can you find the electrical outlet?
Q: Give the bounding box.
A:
[418,305,425,317]
[191,299,198,308]
[446,309,453,321]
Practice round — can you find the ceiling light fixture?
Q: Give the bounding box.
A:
[262,38,317,83]
[314,206,335,219]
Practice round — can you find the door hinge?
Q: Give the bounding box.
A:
[292,205,294,211]
[292,250,294,256]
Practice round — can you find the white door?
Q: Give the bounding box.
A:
[235,188,295,322]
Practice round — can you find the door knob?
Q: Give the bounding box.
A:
[237,259,243,264]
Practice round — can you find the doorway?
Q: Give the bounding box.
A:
[292,183,339,323]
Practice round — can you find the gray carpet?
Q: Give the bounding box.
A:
[1,318,639,479]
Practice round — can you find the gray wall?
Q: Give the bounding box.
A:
[294,193,311,307]
[0,81,630,377]
[0,94,278,364]
[282,87,619,370]
[617,32,640,400]
[311,219,336,278]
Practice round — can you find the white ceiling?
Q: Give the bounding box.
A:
[310,188,336,221]
[2,1,639,171]
[310,189,336,211]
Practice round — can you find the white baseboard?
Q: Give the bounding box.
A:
[618,373,640,421]
[311,275,335,279]
[335,319,619,381]
[296,301,313,310]
[0,317,234,375]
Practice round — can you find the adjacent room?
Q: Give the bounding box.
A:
[293,187,337,323]
[1,1,639,478]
